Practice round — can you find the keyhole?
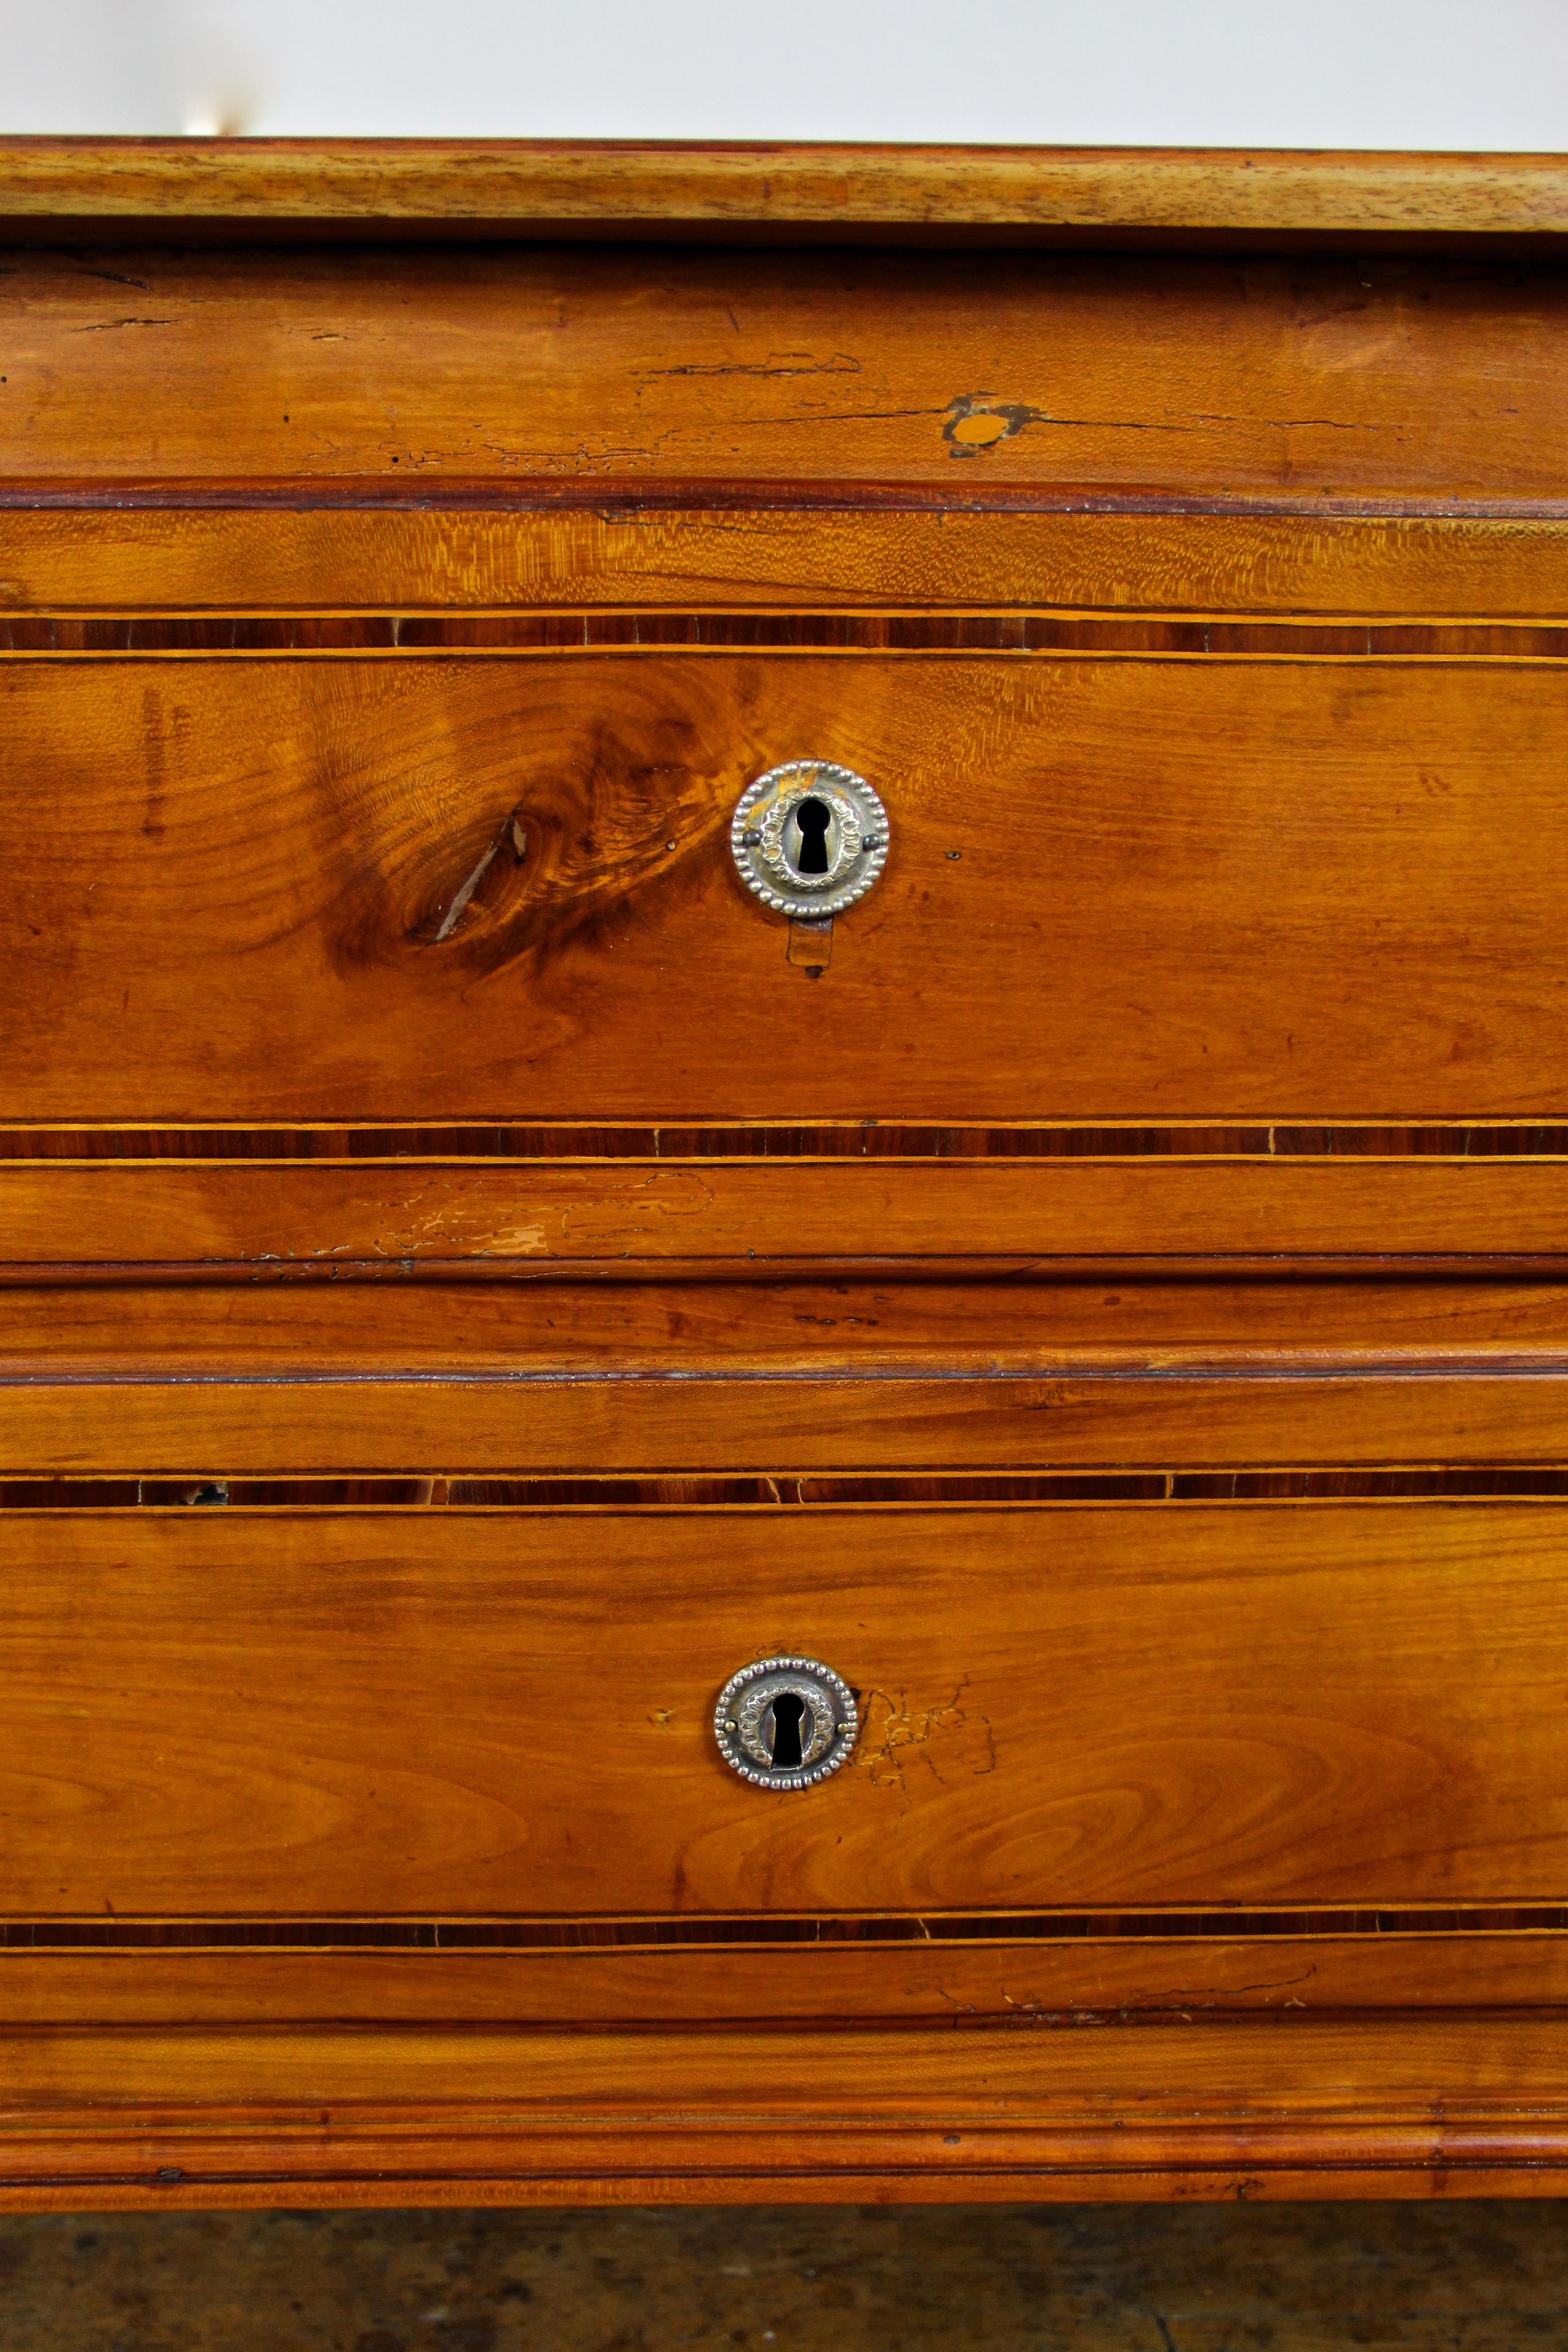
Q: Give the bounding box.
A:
[793,797,832,875]
[769,1692,807,1768]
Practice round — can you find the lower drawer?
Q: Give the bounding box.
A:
[2,1500,1564,1919]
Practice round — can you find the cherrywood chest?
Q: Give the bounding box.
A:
[6,136,1568,2207]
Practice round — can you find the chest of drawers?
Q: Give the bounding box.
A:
[7,137,1568,2209]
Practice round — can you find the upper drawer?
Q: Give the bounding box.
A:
[2,1500,1565,1917]
[7,649,1568,1123]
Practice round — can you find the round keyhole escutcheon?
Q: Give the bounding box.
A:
[713,1656,860,1790]
[731,760,890,919]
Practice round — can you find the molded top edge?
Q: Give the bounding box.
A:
[1,137,1567,243]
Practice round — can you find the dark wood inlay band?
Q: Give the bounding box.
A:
[1,1906,1565,1950]
[3,612,1568,658]
[7,1124,1568,1162]
[6,1468,1568,1508]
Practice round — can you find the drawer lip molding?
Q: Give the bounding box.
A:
[5,2018,1568,2211]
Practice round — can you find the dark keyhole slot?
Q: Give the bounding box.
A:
[769,1692,807,1768]
[794,797,832,875]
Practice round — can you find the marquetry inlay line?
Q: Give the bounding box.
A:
[4,611,1568,660]
[7,1125,1568,1160]
[1,1906,1566,1950]
[7,1470,1568,1509]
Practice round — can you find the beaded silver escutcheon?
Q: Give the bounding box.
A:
[713,1656,860,1791]
[730,760,890,919]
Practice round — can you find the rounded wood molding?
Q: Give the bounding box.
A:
[1,137,1567,243]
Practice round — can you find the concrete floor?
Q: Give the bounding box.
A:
[1,2201,1568,2351]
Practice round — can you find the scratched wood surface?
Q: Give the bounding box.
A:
[6,245,1568,503]
[3,1502,1568,1917]
[9,655,1568,1124]
[7,139,1568,240]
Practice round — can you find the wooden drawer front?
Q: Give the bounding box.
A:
[8,652,1568,1125]
[3,1501,1565,1919]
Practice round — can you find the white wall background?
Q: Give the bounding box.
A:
[3,0,1567,148]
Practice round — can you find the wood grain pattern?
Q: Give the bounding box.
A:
[13,1371,1568,1478]
[5,2015,1568,2209]
[6,246,1568,504]
[9,1160,1568,1265]
[10,654,1568,1124]
[3,1503,1568,1916]
[4,140,1568,240]
[12,1267,1568,1480]
[2,1928,1567,2025]
[14,1272,1568,1373]
[13,141,1568,2213]
[13,2008,1568,2113]
[7,511,1568,617]
[15,1277,1568,1477]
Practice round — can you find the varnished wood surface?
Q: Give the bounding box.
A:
[5,2016,1568,2208]
[14,1371,1568,1477]
[10,1161,1568,1264]
[7,512,1568,616]
[13,1273,1568,1373]
[4,1503,1568,1917]
[4,140,1568,243]
[15,1276,1568,1477]
[7,1928,1568,2025]
[10,654,1568,1124]
[6,247,1568,505]
[11,145,1568,2214]
[15,1270,1568,1477]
